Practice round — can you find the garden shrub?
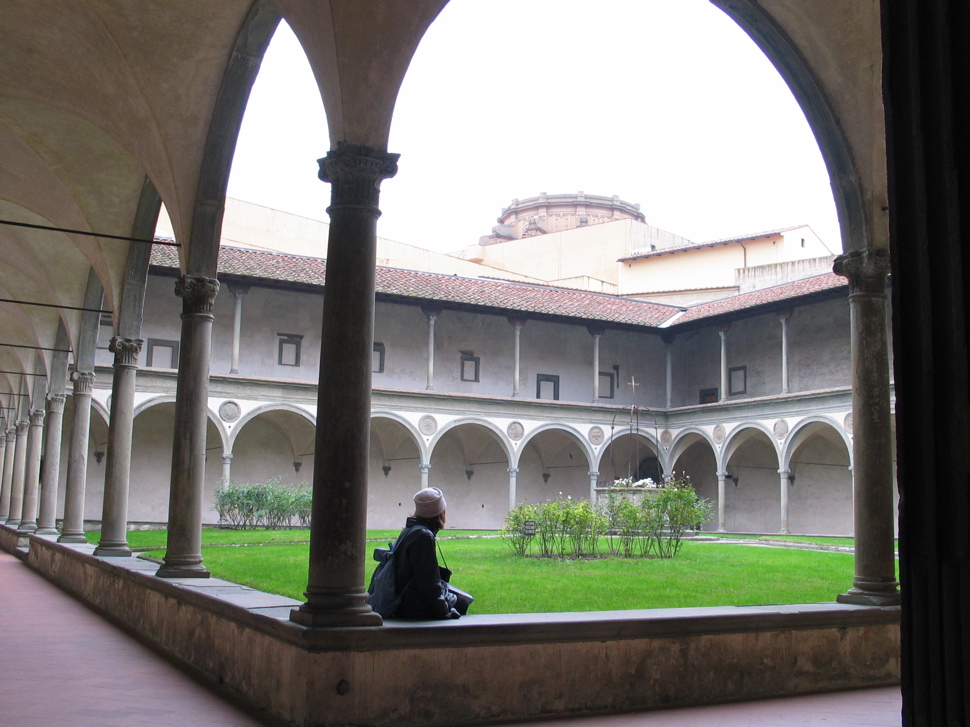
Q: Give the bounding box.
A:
[214,479,312,529]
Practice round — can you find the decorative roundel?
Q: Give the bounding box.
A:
[660,429,673,448]
[712,423,726,444]
[219,400,241,422]
[507,421,524,441]
[844,412,853,435]
[588,426,605,445]
[418,415,438,436]
[773,419,789,439]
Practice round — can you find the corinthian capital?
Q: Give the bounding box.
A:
[109,336,144,367]
[71,370,94,396]
[833,249,891,296]
[176,275,220,315]
[46,393,66,414]
[318,142,399,212]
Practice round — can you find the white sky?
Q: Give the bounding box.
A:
[226,0,840,255]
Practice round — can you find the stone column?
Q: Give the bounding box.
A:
[779,311,791,394]
[156,276,219,578]
[6,419,29,528]
[716,471,727,532]
[291,143,398,628]
[94,337,143,557]
[778,468,791,534]
[506,467,519,511]
[228,284,250,374]
[59,372,94,542]
[589,327,603,403]
[221,453,233,485]
[588,471,599,505]
[36,394,66,534]
[834,249,899,605]
[665,346,673,408]
[420,463,430,489]
[16,409,45,533]
[509,318,525,397]
[423,306,439,391]
[0,428,15,521]
[718,324,730,402]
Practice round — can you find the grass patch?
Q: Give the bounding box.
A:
[141,536,860,613]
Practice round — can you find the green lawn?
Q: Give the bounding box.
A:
[131,531,869,614]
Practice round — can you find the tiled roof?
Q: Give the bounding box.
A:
[673,273,847,324]
[150,244,847,330]
[150,245,680,327]
[620,225,804,261]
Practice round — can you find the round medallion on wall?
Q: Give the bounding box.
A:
[418,415,438,436]
[773,419,789,439]
[712,423,726,445]
[219,400,241,422]
[660,429,673,448]
[844,412,853,435]
[588,426,605,445]
[507,421,524,441]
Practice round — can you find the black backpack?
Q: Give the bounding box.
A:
[366,526,425,618]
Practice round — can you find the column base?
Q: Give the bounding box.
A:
[17,522,37,533]
[5,519,21,529]
[837,578,901,607]
[93,543,132,557]
[57,533,89,544]
[34,527,58,535]
[156,563,210,578]
[290,604,383,629]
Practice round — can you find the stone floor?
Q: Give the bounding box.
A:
[0,550,901,726]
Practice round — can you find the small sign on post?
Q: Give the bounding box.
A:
[523,520,536,536]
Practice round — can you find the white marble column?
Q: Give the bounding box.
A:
[291,143,398,628]
[718,324,730,402]
[17,409,45,533]
[508,467,518,511]
[221,453,233,485]
[423,306,439,391]
[420,463,431,489]
[716,471,727,532]
[834,249,899,606]
[36,394,66,534]
[665,346,673,408]
[589,327,603,403]
[778,468,791,534]
[0,428,15,521]
[59,372,94,542]
[95,336,143,556]
[157,276,219,578]
[6,419,29,528]
[228,284,249,374]
[779,311,791,394]
[509,317,525,397]
[588,470,599,505]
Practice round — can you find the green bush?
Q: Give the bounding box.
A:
[502,496,607,559]
[214,479,312,530]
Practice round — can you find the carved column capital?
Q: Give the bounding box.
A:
[833,249,891,296]
[176,275,220,316]
[29,408,45,426]
[46,393,66,415]
[15,419,28,435]
[71,370,94,396]
[109,336,144,367]
[318,142,399,213]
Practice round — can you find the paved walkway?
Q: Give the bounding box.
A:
[0,550,901,726]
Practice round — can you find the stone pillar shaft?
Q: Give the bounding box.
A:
[36,394,66,534]
[509,318,524,398]
[0,429,16,521]
[779,312,791,394]
[291,143,398,628]
[718,326,730,402]
[59,372,94,543]
[18,408,46,532]
[834,250,899,605]
[221,453,232,485]
[425,312,436,391]
[420,463,431,489]
[95,337,143,556]
[665,345,673,408]
[508,467,518,511]
[778,468,791,534]
[230,290,245,374]
[157,276,219,578]
[590,331,602,403]
[6,420,29,526]
[588,471,599,506]
[716,471,727,532]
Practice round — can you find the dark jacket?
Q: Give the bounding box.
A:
[393,516,455,619]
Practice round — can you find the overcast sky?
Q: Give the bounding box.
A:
[226,0,839,255]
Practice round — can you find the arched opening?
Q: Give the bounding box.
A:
[669,432,719,531]
[784,420,852,536]
[516,427,592,505]
[721,426,781,533]
[230,406,315,488]
[599,431,662,486]
[368,415,423,529]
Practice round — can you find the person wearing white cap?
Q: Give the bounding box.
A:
[384,487,468,619]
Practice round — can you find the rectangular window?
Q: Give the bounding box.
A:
[537,374,560,400]
[699,387,718,405]
[146,339,179,369]
[373,342,385,374]
[598,371,615,399]
[460,351,480,382]
[278,333,303,367]
[729,365,747,395]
